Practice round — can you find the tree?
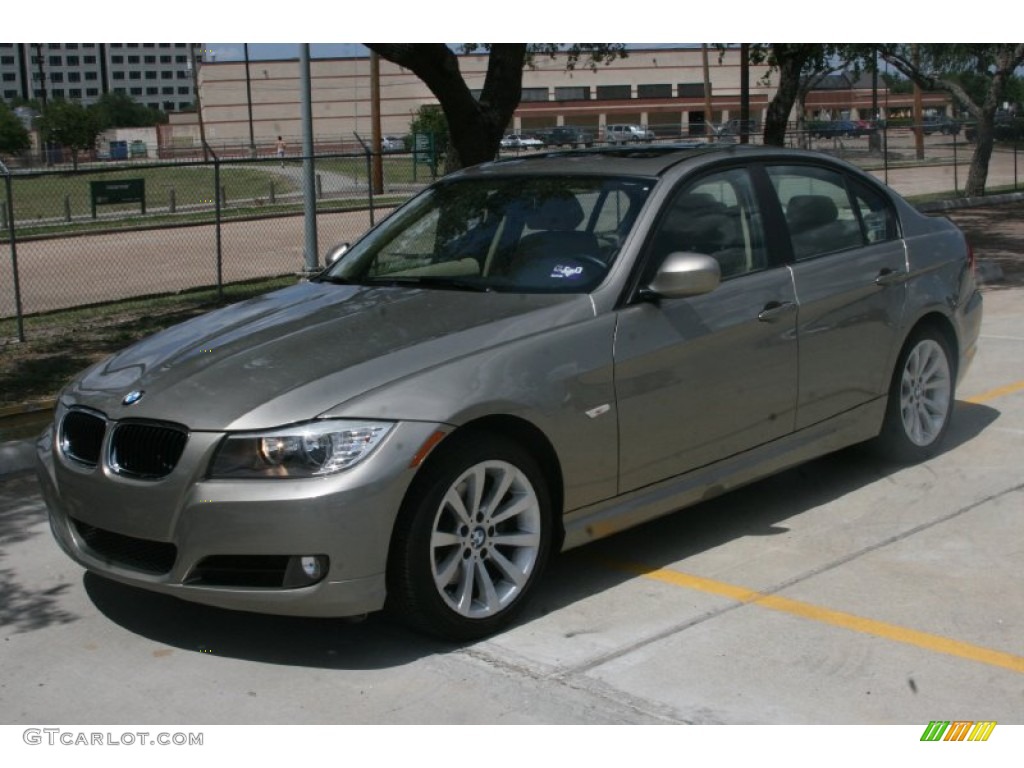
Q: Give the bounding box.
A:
[366,44,626,171]
[36,100,100,169]
[409,104,449,173]
[878,44,1024,197]
[746,44,853,147]
[0,101,31,157]
[91,92,168,130]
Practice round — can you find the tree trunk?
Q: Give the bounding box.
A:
[367,44,526,172]
[965,112,996,197]
[763,47,807,147]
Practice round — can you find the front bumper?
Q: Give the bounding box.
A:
[36,418,446,617]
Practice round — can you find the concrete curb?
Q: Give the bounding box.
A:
[916,190,1024,213]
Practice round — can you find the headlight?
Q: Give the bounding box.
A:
[209,420,394,479]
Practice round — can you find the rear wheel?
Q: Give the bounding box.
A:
[874,329,955,463]
[387,433,552,641]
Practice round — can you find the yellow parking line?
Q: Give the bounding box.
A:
[964,379,1024,404]
[603,560,1024,675]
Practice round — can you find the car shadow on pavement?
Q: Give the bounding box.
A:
[525,400,1001,626]
[82,400,999,669]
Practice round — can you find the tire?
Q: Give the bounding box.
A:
[874,329,955,463]
[386,432,553,641]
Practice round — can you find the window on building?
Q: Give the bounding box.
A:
[678,83,705,98]
[69,88,82,99]
[638,84,672,99]
[85,71,97,81]
[177,71,189,79]
[147,86,158,95]
[129,71,141,80]
[161,71,173,79]
[49,55,62,66]
[68,72,81,82]
[111,55,123,64]
[177,86,190,95]
[175,55,187,64]
[145,71,157,80]
[84,55,96,64]
[163,101,174,111]
[162,86,173,94]
[130,87,142,95]
[51,88,64,98]
[66,55,79,66]
[596,85,631,100]
[112,71,125,80]
[160,55,172,63]
[113,87,126,94]
[127,55,140,64]
[65,43,78,50]
[86,88,98,97]
[3,90,17,99]
[555,86,591,101]
[2,73,15,82]
[144,55,156,64]
[50,72,64,83]
[520,87,548,102]
[143,43,155,48]
[0,56,14,65]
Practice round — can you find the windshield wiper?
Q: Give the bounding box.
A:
[364,276,493,292]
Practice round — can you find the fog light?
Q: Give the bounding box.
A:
[282,555,328,588]
[300,556,320,579]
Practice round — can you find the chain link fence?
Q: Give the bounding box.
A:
[1,150,434,341]
[3,128,1021,343]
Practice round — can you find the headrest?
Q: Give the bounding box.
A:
[526,194,585,231]
[786,195,838,231]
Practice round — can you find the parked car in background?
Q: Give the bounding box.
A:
[540,126,595,148]
[605,124,656,144]
[38,145,981,642]
[381,136,405,153]
[808,120,858,139]
[922,115,960,136]
[850,120,877,137]
[716,119,760,139]
[500,133,545,151]
[964,111,1023,142]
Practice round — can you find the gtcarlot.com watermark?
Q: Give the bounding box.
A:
[23,729,203,747]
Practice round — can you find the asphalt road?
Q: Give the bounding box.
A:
[1,285,1022,729]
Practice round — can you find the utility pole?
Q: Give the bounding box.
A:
[701,44,713,137]
[300,44,318,274]
[370,50,383,195]
[190,44,208,161]
[740,44,750,144]
[912,43,924,161]
[244,44,256,157]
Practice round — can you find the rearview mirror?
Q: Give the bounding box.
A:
[644,252,721,299]
[324,243,350,265]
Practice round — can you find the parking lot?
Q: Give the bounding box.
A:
[1,274,1022,727]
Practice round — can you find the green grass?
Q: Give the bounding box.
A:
[3,165,298,225]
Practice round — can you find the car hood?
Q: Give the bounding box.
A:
[63,281,594,431]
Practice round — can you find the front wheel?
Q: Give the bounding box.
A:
[874,330,955,463]
[387,433,553,641]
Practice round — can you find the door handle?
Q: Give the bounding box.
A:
[875,267,908,286]
[757,300,797,322]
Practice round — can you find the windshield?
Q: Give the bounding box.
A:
[323,175,653,293]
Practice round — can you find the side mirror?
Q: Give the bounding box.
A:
[644,252,721,299]
[324,243,350,265]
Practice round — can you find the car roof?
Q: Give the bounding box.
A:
[452,144,859,180]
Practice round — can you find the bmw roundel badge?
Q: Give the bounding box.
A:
[122,390,144,406]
